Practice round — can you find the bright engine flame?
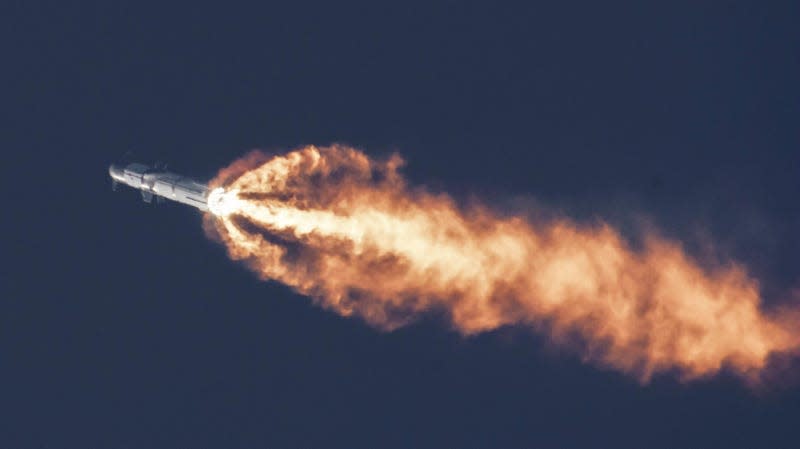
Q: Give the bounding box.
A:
[207,187,241,217]
[205,145,799,383]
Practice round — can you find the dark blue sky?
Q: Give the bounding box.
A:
[5,2,799,448]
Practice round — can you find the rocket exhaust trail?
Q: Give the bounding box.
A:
[205,145,799,383]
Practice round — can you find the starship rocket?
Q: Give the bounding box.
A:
[109,162,209,211]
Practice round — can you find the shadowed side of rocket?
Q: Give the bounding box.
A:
[109,162,209,211]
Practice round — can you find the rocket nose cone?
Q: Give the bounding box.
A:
[109,163,126,181]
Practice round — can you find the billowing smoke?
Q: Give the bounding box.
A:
[204,145,798,383]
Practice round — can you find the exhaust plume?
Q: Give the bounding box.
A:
[205,145,798,383]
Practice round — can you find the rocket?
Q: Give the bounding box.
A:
[109,162,209,212]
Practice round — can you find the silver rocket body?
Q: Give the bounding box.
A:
[109,162,209,212]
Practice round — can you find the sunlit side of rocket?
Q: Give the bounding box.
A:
[109,162,209,211]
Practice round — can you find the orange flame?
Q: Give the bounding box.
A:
[205,145,798,382]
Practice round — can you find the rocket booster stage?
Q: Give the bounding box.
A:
[109,162,209,211]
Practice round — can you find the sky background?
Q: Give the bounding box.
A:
[4,2,800,448]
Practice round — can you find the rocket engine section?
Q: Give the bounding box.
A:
[109,162,209,212]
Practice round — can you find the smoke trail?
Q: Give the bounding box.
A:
[204,145,798,383]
